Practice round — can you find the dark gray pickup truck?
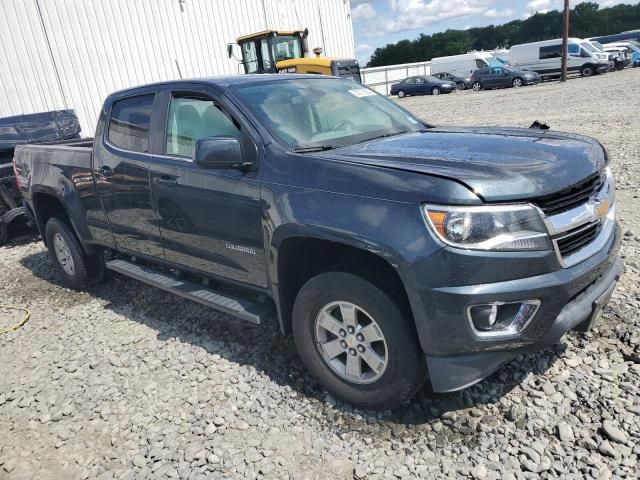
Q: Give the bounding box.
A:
[14,75,622,409]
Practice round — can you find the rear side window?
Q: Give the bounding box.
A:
[108,94,154,153]
[540,45,562,59]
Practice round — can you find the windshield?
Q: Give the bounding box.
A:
[232,78,425,149]
[271,35,303,62]
[582,42,597,53]
[591,41,604,50]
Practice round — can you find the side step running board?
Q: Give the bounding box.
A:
[105,259,272,324]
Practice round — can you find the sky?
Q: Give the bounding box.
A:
[351,0,640,64]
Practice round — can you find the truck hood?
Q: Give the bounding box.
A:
[321,126,606,202]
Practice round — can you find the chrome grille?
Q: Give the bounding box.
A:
[555,221,603,258]
[534,171,605,216]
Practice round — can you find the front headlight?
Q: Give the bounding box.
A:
[422,204,551,251]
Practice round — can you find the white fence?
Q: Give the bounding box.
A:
[361,61,432,95]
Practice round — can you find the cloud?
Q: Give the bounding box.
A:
[484,8,515,18]
[383,0,497,33]
[352,2,376,20]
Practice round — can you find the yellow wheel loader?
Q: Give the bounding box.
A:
[228,29,361,82]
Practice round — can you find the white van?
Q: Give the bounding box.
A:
[430,52,495,77]
[509,38,609,78]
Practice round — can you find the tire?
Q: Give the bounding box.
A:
[512,77,523,88]
[581,65,594,77]
[431,87,440,95]
[45,217,104,289]
[0,221,7,246]
[397,90,406,98]
[292,272,427,410]
[472,81,482,91]
[456,82,466,90]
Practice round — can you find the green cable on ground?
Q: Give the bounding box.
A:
[0,305,30,335]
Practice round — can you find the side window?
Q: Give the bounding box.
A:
[108,94,154,153]
[415,77,425,84]
[540,45,562,59]
[475,59,488,69]
[260,39,272,70]
[403,77,415,84]
[242,41,259,73]
[568,43,580,55]
[166,96,241,158]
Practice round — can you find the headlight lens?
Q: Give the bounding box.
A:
[423,204,551,251]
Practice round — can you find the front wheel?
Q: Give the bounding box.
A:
[431,87,440,95]
[397,90,406,98]
[512,77,523,87]
[581,65,594,77]
[472,81,482,91]
[45,217,104,289]
[292,272,427,410]
[456,82,466,90]
[0,222,7,247]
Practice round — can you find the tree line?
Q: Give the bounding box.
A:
[367,2,640,67]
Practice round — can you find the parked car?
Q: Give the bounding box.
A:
[431,52,494,77]
[0,110,80,245]
[509,37,610,78]
[589,41,630,70]
[431,72,472,90]
[15,75,622,410]
[603,41,640,67]
[390,75,456,98]
[470,66,540,91]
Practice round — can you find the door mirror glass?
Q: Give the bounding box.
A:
[194,137,250,170]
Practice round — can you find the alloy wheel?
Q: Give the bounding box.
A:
[314,301,388,384]
[53,233,75,276]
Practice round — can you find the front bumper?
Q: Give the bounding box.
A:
[426,254,623,392]
[407,218,622,392]
[523,77,540,85]
[597,64,611,73]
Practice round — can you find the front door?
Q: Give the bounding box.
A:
[148,87,267,288]
[93,90,165,257]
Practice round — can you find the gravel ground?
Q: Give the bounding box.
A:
[1,69,639,480]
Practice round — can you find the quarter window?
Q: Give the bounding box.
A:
[108,94,154,153]
[165,96,240,158]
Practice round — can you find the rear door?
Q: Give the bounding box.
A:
[93,90,165,257]
[147,85,267,287]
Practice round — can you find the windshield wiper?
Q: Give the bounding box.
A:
[291,145,340,153]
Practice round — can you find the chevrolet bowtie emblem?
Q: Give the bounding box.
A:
[595,198,610,219]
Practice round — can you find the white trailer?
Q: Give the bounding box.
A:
[430,52,494,77]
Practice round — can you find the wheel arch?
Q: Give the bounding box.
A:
[273,233,414,338]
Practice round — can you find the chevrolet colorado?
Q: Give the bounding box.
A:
[14,75,622,410]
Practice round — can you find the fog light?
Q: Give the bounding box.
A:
[467,300,540,339]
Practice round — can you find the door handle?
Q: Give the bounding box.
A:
[154,175,178,187]
[95,165,113,178]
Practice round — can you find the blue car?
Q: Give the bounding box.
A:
[390,75,457,98]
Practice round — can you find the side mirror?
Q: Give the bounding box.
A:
[194,137,253,170]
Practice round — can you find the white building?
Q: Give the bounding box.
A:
[0,0,356,134]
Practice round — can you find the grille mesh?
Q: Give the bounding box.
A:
[534,171,605,216]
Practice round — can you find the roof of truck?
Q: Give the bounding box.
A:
[108,74,338,98]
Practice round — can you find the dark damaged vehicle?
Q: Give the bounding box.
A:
[14,76,622,409]
[0,110,80,244]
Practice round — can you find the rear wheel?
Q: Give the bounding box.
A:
[292,272,427,410]
[456,82,466,90]
[512,77,523,87]
[581,65,594,77]
[45,217,104,289]
[431,87,440,95]
[397,90,406,98]
[472,81,482,91]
